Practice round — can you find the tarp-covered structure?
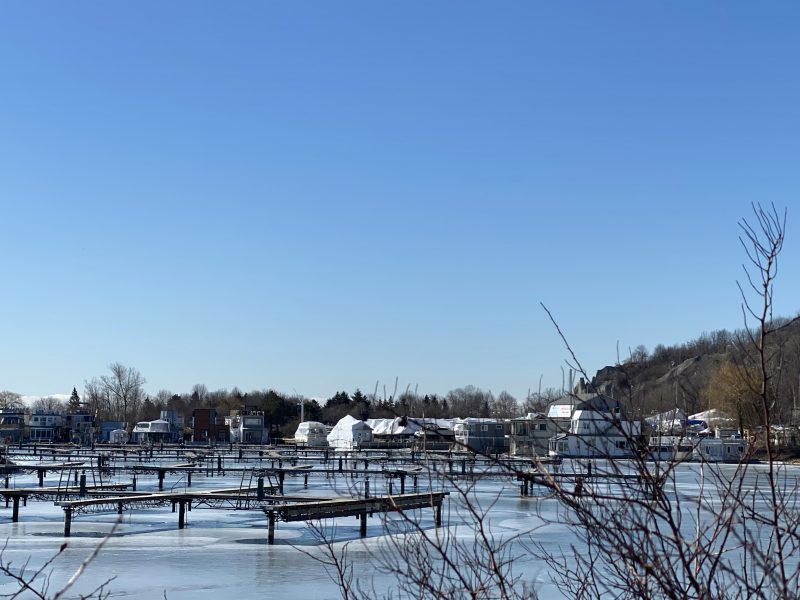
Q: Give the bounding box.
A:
[366,417,421,437]
[646,408,688,433]
[327,415,373,450]
[365,417,456,442]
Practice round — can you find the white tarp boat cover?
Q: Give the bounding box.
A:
[327,415,373,449]
[646,408,687,433]
[366,417,421,436]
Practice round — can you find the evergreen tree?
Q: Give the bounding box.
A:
[68,387,82,412]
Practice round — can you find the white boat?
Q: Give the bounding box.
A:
[132,419,172,444]
[694,436,746,462]
[646,435,696,462]
[294,421,330,447]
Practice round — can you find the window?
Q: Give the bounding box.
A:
[582,423,589,430]
[496,424,503,430]
[616,441,626,449]
[481,425,489,432]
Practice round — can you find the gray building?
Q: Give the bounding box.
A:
[508,412,556,457]
[453,418,508,454]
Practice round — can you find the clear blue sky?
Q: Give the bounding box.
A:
[1,2,798,402]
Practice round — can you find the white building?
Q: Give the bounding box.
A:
[549,394,641,459]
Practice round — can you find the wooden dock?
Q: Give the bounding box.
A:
[55,487,447,544]
[265,491,449,544]
[0,483,129,522]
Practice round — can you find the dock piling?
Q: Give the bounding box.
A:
[64,507,72,537]
[267,510,275,544]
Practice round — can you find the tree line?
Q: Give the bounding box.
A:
[2,372,541,438]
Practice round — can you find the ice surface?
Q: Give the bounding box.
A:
[0,458,796,598]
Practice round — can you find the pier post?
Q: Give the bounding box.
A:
[158,470,165,491]
[400,474,406,494]
[132,475,137,491]
[178,501,186,529]
[388,480,393,495]
[304,473,308,489]
[12,496,20,522]
[413,475,418,491]
[217,455,222,474]
[257,477,265,501]
[38,469,45,487]
[4,475,8,489]
[267,510,275,544]
[74,471,78,486]
[187,471,192,487]
[338,457,343,472]
[435,501,443,527]
[117,502,123,515]
[64,507,72,537]
[364,477,370,499]
[80,472,86,498]
[239,448,243,460]
[360,511,367,537]
[278,472,285,494]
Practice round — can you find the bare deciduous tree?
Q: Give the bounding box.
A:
[99,363,146,424]
[30,396,67,413]
[0,391,23,410]
[491,390,520,419]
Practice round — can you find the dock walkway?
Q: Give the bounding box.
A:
[267,491,449,544]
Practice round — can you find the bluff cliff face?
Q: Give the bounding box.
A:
[590,317,800,417]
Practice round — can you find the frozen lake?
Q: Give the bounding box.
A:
[0,456,796,598]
